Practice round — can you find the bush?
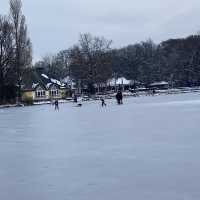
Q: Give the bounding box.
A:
[23,97,33,106]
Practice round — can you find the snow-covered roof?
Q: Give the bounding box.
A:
[62,76,71,83]
[41,74,49,79]
[46,83,52,89]
[61,76,77,88]
[51,78,62,86]
[150,81,169,86]
[32,83,39,89]
[62,76,75,85]
[41,74,65,87]
[108,77,131,86]
[23,70,68,91]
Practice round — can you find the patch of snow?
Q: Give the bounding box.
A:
[108,77,131,86]
[150,81,169,86]
[32,83,38,89]
[51,78,62,86]
[33,99,69,105]
[46,83,52,89]
[33,101,51,105]
[41,74,49,79]
[62,76,71,84]
[62,76,76,88]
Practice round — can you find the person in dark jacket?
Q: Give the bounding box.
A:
[119,91,123,104]
[100,97,106,107]
[116,90,123,105]
[55,100,59,110]
[74,95,78,103]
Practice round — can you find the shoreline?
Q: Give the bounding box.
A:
[0,104,23,109]
[0,88,200,109]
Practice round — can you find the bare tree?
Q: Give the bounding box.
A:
[70,33,112,94]
[9,0,32,101]
[79,33,112,83]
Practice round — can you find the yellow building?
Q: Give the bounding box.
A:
[22,70,70,104]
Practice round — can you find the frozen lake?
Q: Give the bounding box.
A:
[0,93,200,200]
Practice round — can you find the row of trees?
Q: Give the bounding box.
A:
[34,33,113,93]
[0,0,32,103]
[114,35,200,87]
[1,2,200,102]
[36,34,200,93]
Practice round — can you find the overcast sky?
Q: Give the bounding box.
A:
[1,0,200,62]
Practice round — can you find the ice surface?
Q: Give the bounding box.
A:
[1,93,200,200]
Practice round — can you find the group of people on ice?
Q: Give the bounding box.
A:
[53,89,123,110]
[100,89,123,107]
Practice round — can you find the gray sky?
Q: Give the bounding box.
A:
[1,0,200,62]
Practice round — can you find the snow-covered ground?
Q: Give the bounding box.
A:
[0,93,200,200]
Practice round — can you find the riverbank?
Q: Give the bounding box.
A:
[1,87,200,109]
[0,104,24,109]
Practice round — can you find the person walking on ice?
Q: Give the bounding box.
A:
[100,97,106,107]
[54,100,59,110]
[73,94,78,103]
[116,90,123,105]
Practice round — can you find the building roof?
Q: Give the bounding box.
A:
[108,77,131,86]
[22,68,67,91]
[61,76,76,89]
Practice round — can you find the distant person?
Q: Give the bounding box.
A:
[55,100,59,110]
[116,91,120,105]
[75,97,82,107]
[74,95,78,103]
[152,89,156,96]
[119,91,123,104]
[100,97,106,107]
[116,90,123,105]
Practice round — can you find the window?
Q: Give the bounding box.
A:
[50,89,59,97]
[49,85,59,97]
[36,90,46,98]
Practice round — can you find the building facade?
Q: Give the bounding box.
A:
[21,69,70,103]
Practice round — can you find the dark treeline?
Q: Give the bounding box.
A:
[0,0,32,104]
[35,33,200,94]
[111,35,200,87]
